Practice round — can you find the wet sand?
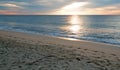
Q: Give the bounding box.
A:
[0,30,120,70]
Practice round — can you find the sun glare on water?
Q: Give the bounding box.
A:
[61,15,84,36]
[68,16,83,34]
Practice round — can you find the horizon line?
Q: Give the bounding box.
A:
[0,14,120,16]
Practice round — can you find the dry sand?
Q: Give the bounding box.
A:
[0,30,120,70]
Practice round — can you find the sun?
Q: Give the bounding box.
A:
[63,2,87,10]
[55,2,88,15]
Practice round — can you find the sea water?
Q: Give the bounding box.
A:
[0,15,120,46]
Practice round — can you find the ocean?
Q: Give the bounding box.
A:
[0,15,120,46]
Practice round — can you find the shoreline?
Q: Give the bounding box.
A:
[0,28,120,46]
[0,30,120,48]
[1,29,120,47]
[57,36,120,48]
[0,30,120,70]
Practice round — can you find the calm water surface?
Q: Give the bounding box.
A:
[0,15,120,46]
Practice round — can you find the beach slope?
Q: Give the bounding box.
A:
[0,30,120,70]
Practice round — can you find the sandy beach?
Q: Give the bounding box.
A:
[0,30,120,70]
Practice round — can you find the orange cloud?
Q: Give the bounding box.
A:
[87,5,120,15]
[0,10,51,15]
[0,10,19,15]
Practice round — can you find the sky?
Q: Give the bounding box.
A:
[0,0,120,15]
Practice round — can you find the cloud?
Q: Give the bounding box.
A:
[87,0,120,8]
[0,1,28,10]
[0,3,22,8]
[35,0,65,6]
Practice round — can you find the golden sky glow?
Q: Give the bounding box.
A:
[63,2,88,10]
[55,2,89,15]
